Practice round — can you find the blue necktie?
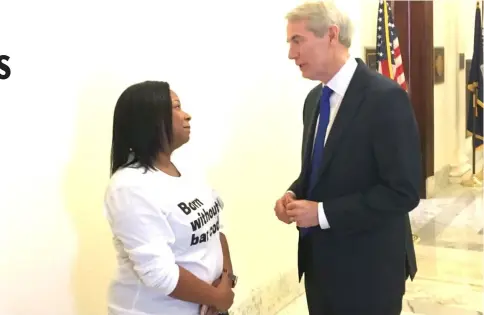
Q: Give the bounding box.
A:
[301,85,333,237]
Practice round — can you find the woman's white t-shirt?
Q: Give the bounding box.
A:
[104,164,225,315]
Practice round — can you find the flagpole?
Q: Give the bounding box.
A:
[382,0,394,79]
[479,0,484,181]
[472,92,476,175]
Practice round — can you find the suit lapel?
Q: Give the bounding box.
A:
[302,88,322,162]
[316,60,370,180]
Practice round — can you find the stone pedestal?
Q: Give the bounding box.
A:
[449,152,471,184]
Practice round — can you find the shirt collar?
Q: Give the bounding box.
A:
[325,57,358,97]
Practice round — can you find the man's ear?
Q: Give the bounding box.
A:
[327,24,340,43]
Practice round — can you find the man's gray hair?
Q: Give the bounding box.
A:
[286,0,354,48]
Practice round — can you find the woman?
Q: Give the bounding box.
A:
[104,81,236,315]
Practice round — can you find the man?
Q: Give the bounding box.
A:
[274,1,421,315]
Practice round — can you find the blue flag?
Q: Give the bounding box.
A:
[466,1,483,151]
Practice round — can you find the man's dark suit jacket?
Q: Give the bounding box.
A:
[289,58,421,308]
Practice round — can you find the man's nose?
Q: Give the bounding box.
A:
[288,48,297,60]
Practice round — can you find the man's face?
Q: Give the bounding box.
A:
[287,20,334,81]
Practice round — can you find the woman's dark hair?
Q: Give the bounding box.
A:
[110,80,173,176]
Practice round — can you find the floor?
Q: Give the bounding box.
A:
[276,184,484,315]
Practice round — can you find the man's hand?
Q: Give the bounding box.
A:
[286,200,319,227]
[274,192,296,224]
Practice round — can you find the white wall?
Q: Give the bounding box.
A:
[433,0,480,175]
[2,1,467,314]
[434,0,459,172]
[0,1,315,314]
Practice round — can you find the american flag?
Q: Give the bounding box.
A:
[376,0,407,91]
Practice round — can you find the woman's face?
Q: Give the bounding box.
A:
[170,90,191,149]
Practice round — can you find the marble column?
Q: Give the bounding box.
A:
[449,0,471,183]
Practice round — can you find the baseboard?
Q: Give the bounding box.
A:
[426,152,483,198]
[426,164,451,198]
[231,268,305,315]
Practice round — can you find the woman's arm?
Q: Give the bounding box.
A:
[168,267,220,305]
[220,233,232,274]
[105,186,233,308]
[212,193,233,276]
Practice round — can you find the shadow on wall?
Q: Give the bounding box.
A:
[62,73,121,315]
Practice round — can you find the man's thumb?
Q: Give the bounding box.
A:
[284,194,294,203]
[286,201,293,210]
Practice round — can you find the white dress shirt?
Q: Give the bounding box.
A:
[292,57,357,230]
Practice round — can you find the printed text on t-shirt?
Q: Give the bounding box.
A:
[177,198,223,246]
